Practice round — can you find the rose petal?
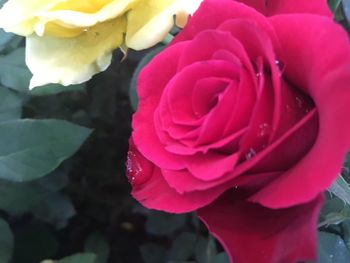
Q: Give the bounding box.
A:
[126,0,202,50]
[130,150,227,213]
[133,42,190,170]
[237,0,332,17]
[198,191,324,263]
[26,16,126,88]
[251,14,350,208]
[172,0,277,46]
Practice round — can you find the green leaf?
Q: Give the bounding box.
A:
[0,30,15,52]
[0,218,14,263]
[145,211,187,236]
[42,253,97,263]
[0,179,49,214]
[195,236,217,263]
[342,220,350,250]
[328,0,342,11]
[32,192,76,229]
[0,86,23,122]
[316,231,350,263]
[30,83,86,96]
[212,253,229,263]
[85,233,110,263]
[140,243,167,263]
[0,48,31,92]
[0,119,91,182]
[343,0,350,23]
[328,175,350,205]
[168,232,197,261]
[129,46,165,111]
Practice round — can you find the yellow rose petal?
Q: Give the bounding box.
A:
[0,0,64,35]
[125,0,202,50]
[36,0,138,29]
[26,16,126,89]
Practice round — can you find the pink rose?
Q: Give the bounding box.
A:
[127,0,350,262]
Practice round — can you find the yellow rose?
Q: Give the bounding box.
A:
[0,0,202,89]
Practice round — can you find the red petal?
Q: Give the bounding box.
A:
[132,42,189,170]
[251,14,350,208]
[237,0,332,17]
[198,191,324,263]
[130,160,227,213]
[173,0,277,45]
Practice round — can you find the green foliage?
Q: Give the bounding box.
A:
[0,119,91,182]
[169,232,197,261]
[0,218,14,263]
[0,86,23,122]
[195,236,217,263]
[0,47,31,92]
[45,253,97,263]
[140,243,167,263]
[316,231,350,263]
[329,175,350,206]
[84,233,110,263]
[145,211,187,236]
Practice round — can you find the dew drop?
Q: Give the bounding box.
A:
[233,186,239,190]
[245,148,257,160]
[258,123,271,137]
[126,149,152,186]
[285,104,292,113]
[256,72,263,79]
[275,59,285,72]
[194,111,201,118]
[295,96,304,109]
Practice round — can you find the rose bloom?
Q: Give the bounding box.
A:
[127,0,350,262]
[0,0,201,88]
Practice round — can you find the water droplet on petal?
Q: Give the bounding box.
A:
[285,104,292,113]
[295,96,304,109]
[258,123,271,137]
[126,149,153,186]
[233,186,239,190]
[245,148,257,160]
[275,59,285,72]
[256,72,263,79]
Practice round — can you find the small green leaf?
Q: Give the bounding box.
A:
[140,243,166,263]
[195,236,217,263]
[85,233,110,263]
[30,83,86,96]
[0,179,49,214]
[0,119,91,182]
[0,86,23,122]
[44,253,97,263]
[212,253,229,263]
[0,218,14,263]
[343,0,350,23]
[316,231,350,263]
[32,192,76,229]
[168,232,197,261]
[328,0,342,12]
[328,175,350,205]
[145,211,187,236]
[0,48,31,92]
[0,30,15,52]
[129,46,165,110]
